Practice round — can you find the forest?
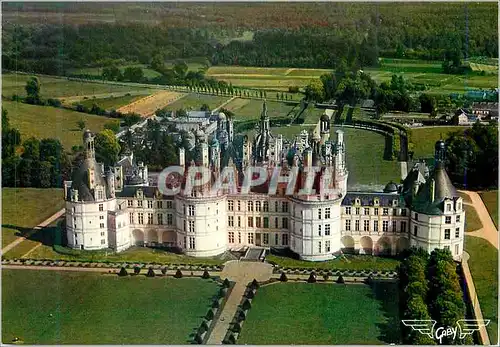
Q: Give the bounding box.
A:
[2,2,497,74]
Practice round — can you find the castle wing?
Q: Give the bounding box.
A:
[456,319,490,339]
[402,320,436,339]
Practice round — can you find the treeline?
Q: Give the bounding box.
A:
[398,247,473,345]
[3,2,497,75]
[445,122,498,190]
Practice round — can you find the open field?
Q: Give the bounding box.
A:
[237,281,400,344]
[1,188,64,247]
[332,126,401,187]
[207,59,497,94]
[77,94,147,110]
[2,269,219,344]
[116,91,186,116]
[223,98,297,121]
[163,93,230,112]
[267,254,400,271]
[69,64,162,79]
[479,190,498,229]
[409,126,468,158]
[465,236,498,344]
[2,73,152,99]
[3,101,117,149]
[465,204,483,233]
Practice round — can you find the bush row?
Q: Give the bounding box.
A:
[273,267,397,277]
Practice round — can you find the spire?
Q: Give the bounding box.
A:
[83,130,95,159]
[260,100,268,120]
[434,139,446,169]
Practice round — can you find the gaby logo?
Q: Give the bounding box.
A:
[402,319,490,344]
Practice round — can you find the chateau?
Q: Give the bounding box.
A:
[64,102,465,261]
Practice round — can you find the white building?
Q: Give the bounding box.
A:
[64,102,465,261]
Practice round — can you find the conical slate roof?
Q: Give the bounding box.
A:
[70,157,107,202]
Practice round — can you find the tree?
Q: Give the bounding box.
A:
[200,103,210,111]
[173,61,189,79]
[38,161,53,188]
[25,77,41,104]
[118,267,128,276]
[77,119,86,131]
[123,66,144,83]
[174,269,183,278]
[104,121,120,133]
[304,80,325,102]
[102,65,123,81]
[95,129,121,167]
[279,272,288,282]
[202,269,210,279]
[146,267,155,277]
[2,109,21,160]
[21,137,40,160]
[123,113,142,127]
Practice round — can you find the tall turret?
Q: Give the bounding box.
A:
[83,130,95,159]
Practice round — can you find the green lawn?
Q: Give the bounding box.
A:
[480,190,498,229]
[332,126,401,187]
[465,204,484,233]
[458,191,472,204]
[223,98,296,121]
[2,269,219,344]
[78,94,147,110]
[237,281,400,344]
[1,188,64,247]
[267,254,400,271]
[2,73,151,99]
[163,93,230,112]
[3,101,117,150]
[410,126,468,159]
[21,241,225,266]
[465,236,498,344]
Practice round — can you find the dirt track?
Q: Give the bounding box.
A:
[116,90,186,116]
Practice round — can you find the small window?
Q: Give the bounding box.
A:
[413,225,418,236]
[99,204,103,211]
[445,216,451,224]
[444,229,450,239]
[456,215,461,222]
[364,208,370,215]
[455,228,460,238]
[345,207,351,215]
[446,204,452,212]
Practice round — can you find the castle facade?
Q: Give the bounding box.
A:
[64,102,465,261]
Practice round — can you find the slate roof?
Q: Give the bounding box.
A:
[115,186,175,200]
[342,192,405,207]
[70,158,108,202]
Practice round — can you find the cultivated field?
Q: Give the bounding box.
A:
[480,190,498,228]
[3,101,117,149]
[69,64,162,79]
[206,58,497,94]
[162,93,231,112]
[409,126,469,159]
[237,281,400,344]
[116,91,186,116]
[465,236,498,343]
[2,73,152,99]
[1,188,64,247]
[223,98,297,121]
[2,270,219,344]
[75,94,149,110]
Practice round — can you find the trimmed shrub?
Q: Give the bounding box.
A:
[337,275,345,284]
[307,273,317,283]
[279,272,288,282]
[222,278,231,288]
[202,269,210,279]
[212,299,220,309]
[219,287,228,297]
[133,266,141,275]
[237,309,246,322]
[194,332,203,344]
[250,279,259,289]
[246,290,255,299]
[225,333,236,344]
[161,267,167,275]
[323,273,329,281]
[241,299,252,310]
[118,267,128,276]
[201,320,209,332]
[147,267,155,277]
[206,309,215,320]
[174,269,183,278]
[232,322,242,333]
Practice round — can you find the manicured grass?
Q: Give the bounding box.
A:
[78,94,147,110]
[267,254,400,271]
[1,269,219,344]
[224,98,296,121]
[22,241,225,266]
[163,93,230,112]
[332,126,401,187]
[3,101,117,149]
[458,191,472,204]
[480,190,498,229]
[465,204,484,232]
[237,281,400,344]
[2,73,151,99]
[1,188,64,247]
[464,236,498,344]
[409,126,468,158]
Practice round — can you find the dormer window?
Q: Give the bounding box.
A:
[446,203,452,212]
[355,198,360,205]
[374,198,379,206]
[392,200,398,207]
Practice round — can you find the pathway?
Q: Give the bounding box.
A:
[206,260,273,345]
[212,96,237,113]
[1,208,65,255]
[400,161,408,181]
[459,190,498,249]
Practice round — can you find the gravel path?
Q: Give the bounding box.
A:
[459,190,498,249]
